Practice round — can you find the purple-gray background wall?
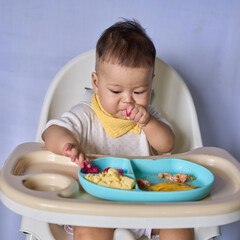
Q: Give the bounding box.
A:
[0,0,239,239]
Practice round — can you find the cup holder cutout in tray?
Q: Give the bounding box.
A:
[22,173,78,197]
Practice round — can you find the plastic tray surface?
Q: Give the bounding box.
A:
[78,157,215,202]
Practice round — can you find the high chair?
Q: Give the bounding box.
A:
[35,49,203,154]
[2,50,239,240]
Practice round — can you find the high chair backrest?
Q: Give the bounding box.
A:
[36,49,202,153]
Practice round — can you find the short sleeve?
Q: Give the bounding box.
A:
[42,102,92,143]
[147,105,173,130]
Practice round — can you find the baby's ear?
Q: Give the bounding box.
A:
[152,73,155,81]
[91,72,99,94]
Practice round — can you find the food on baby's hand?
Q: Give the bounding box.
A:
[85,167,135,190]
[147,182,197,191]
[158,172,195,183]
[81,160,99,174]
[82,164,124,174]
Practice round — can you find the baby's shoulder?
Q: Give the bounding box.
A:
[69,101,95,117]
[70,101,93,112]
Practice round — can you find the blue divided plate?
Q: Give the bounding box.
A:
[78,157,214,202]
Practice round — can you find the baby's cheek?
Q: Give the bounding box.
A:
[102,103,115,115]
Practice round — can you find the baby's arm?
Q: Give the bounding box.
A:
[142,116,175,153]
[44,125,88,167]
[124,105,175,153]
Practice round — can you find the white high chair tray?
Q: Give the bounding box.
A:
[0,142,239,229]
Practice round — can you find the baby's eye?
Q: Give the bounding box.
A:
[110,90,121,94]
[134,91,144,94]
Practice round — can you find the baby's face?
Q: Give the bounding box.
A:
[92,61,154,119]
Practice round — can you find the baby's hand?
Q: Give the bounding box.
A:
[62,143,90,168]
[123,105,151,127]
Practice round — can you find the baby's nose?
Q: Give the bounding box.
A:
[123,94,134,104]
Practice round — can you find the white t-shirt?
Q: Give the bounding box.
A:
[44,99,170,239]
[44,101,168,156]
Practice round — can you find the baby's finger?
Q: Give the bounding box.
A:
[70,156,76,162]
[138,113,151,127]
[84,157,91,168]
[78,152,87,168]
[86,158,91,168]
[125,106,134,117]
[132,107,142,119]
[73,158,83,168]
[62,143,73,156]
[128,107,138,121]
[67,148,79,163]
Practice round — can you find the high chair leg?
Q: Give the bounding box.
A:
[113,228,135,240]
[20,215,221,240]
[194,226,221,240]
[25,234,38,240]
[20,216,55,240]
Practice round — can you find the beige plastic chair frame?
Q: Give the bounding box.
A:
[23,49,219,240]
[36,49,202,154]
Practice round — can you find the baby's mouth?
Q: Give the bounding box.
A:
[122,108,133,117]
[126,108,133,117]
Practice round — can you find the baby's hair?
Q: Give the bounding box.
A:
[96,19,156,68]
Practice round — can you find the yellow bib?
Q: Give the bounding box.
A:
[91,94,141,138]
